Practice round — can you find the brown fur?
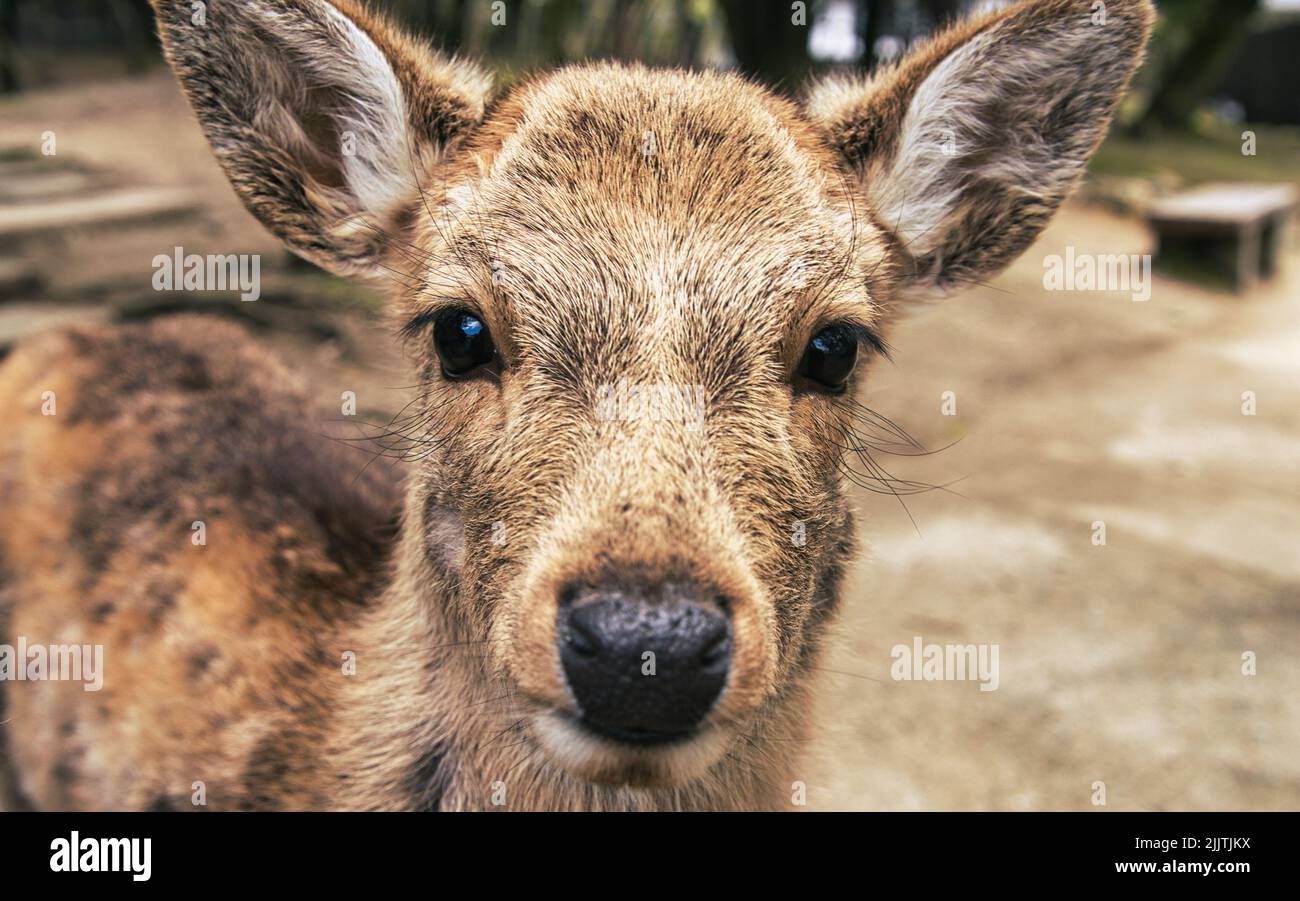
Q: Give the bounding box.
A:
[0,0,1151,810]
[0,318,398,809]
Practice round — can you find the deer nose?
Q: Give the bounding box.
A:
[556,582,730,744]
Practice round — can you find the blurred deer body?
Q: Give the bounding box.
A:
[0,0,1151,810]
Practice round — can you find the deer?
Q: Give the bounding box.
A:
[0,0,1152,811]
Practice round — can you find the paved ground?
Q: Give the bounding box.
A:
[807,206,1300,811]
[4,73,1298,811]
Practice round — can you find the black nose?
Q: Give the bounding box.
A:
[557,582,730,744]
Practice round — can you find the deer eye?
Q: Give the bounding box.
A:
[800,325,858,391]
[434,309,495,377]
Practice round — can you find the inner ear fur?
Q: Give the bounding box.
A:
[151,0,492,281]
[806,0,1154,294]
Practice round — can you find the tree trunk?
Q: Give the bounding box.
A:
[719,0,811,92]
[860,0,889,68]
[0,0,19,93]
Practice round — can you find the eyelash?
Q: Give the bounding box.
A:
[400,308,450,341]
[840,323,889,359]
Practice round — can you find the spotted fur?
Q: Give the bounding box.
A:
[0,0,1150,810]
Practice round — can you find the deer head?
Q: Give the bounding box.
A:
[152,0,1152,797]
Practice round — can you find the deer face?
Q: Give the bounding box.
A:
[400,67,884,785]
[153,0,1151,790]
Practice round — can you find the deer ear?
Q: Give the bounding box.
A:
[807,0,1153,295]
[151,0,491,282]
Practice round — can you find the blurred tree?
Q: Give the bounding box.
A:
[1136,0,1262,132]
[860,0,888,67]
[857,0,962,70]
[919,0,960,29]
[108,0,154,74]
[718,0,810,89]
[1,0,21,92]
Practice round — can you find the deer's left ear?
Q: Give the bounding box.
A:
[806,0,1153,295]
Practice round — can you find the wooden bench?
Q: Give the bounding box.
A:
[1146,182,1296,292]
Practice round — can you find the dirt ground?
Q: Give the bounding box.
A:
[3,72,1297,811]
[806,205,1300,811]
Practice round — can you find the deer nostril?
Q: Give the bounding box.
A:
[699,633,730,672]
[563,618,599,659]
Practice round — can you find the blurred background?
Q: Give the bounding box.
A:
[0,0,1296,810]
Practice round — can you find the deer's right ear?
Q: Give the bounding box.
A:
[806,0,1152,298]
[151,0,491,282]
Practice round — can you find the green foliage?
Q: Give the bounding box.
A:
[1091,123,1300,189]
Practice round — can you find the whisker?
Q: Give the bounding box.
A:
[812,665,885,684]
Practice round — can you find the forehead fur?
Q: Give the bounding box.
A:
[409,63,892,353]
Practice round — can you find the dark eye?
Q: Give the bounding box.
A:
[800,325,858,390]
[434,309,495,377]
